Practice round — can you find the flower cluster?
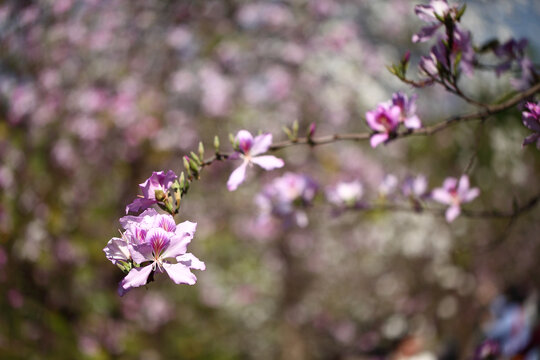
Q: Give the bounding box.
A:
[414,0,474,78]
[320,174,477,223]
[104,209,205,296]
[366,92,422,147]
[521,102,540,149]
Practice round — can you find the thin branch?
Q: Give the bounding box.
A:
[266,81,540,149]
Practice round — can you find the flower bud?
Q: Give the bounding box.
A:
[198,141,205,160]
[154,189,166,201]
[214,135,220,152]
[308,122,316,139]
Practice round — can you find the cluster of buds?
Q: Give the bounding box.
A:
[125,170,190,216]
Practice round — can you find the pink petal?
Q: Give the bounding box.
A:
[125,197,157,214]
[404,115,422,129]
[432,188,453,205]
[153,214,176,232]
[120,208,158,228]
[177,253,206,271]
[445,205,460,223]
[103,237,130,265]
[251,155,284,170]
[414,4,437,22]
[163,262,197,285]
[370,133,388,148]
[129,243,153,264]
[457,175,470,194]
[236,130,254,153]
[227,161,248,191]
[250,133,273,156]
[366,110,385,132]
[162,221,197,259]
[442,177,458,190]
[463,188,480,203]
[118,265,153,296]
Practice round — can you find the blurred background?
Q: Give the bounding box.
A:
[1,0,540,359]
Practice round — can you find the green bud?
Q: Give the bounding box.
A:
[154,189,166,201]
[292,120,299,138]
[189,157,200,173]
[179,172,186,189]
[214,135,220,151]
[183,156,192,176]
[198,141,205,159]
[190,151,201,165]
[282,126,293,140]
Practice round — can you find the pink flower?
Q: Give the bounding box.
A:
[227,130,284,191]
[326,180,363,208]
[108,210,204,296]
[125,170,177,214]
[412,0,456,43]
[402,175,428,198]
[366,104,401,148]
[432,175,479,222]
[255,172,317,227]
[392,92,422,129]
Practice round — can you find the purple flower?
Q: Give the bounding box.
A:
[366,104,401,148]
[126,170,177,214]
[378,174,399,197]
[227,130,284,191]
[511,57,536,91]
[522,102,540,149]
[493,38,528,76]
[392,92,422,129]
[412,0,454,43]
[326,180,363,208]
[419,31,475,78]
[453,26,475,76]
[432,175,479,222]
[255,172,317,227]
[402,175,428,198]
[104,209,205,296]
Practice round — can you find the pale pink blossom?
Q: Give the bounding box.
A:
[227,130,284,191]
[432,175,479,222]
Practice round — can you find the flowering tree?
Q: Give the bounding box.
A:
[1,0,540,359]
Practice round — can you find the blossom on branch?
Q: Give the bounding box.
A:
[366,104,401,148]
[522,102,540,149]
[104,209,205,296]
[255,172,317,228]
[227,130,284,191]
[402,175,428,199]
[126,170,177,214]
[432,175,479,222]
[412,0,453,43]
[392,92,422,129]
[326,180,363,208]
[412,0,464,43]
